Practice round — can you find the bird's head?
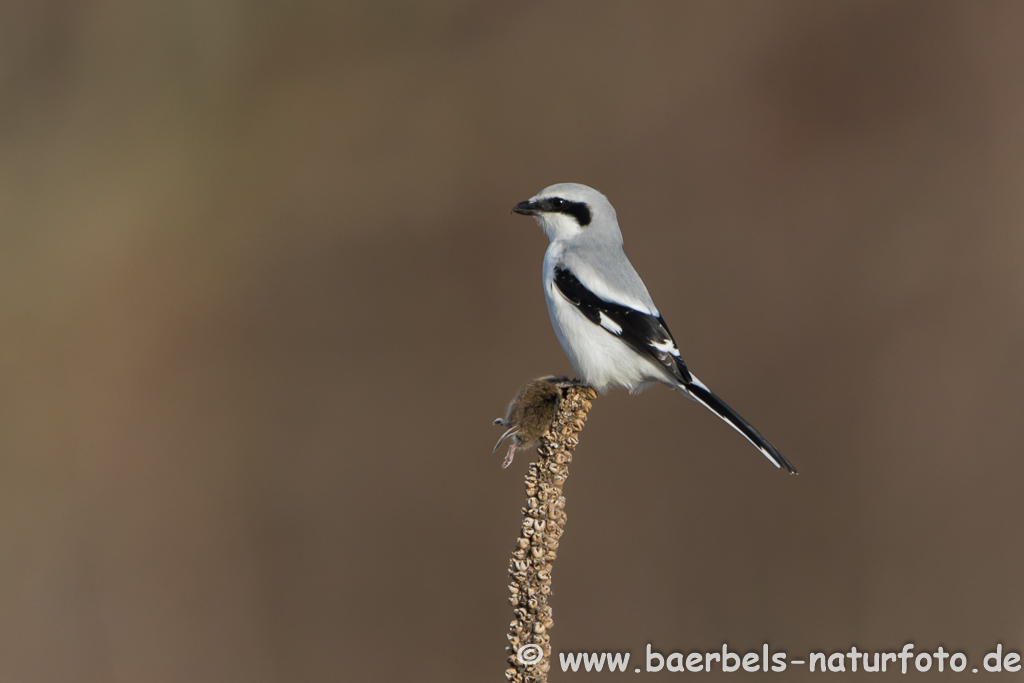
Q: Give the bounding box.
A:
[512,183,620,244]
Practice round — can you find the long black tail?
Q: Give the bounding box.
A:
[679,376,797,474]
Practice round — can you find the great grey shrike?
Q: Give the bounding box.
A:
[512,182,796,473]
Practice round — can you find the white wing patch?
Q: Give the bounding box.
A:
[598,311,623,335]
[651,339,680,357]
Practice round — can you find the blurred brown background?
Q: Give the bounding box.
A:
[2,1,1024,681]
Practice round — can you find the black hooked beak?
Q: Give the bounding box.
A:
[512,199,539,216]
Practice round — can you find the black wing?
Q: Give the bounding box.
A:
[553,265,692,384]
[554,266,798,473]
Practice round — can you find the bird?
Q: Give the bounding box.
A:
[492,378,563,468]
[512,183,796,474]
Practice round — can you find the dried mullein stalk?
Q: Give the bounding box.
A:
[503,380,597,683]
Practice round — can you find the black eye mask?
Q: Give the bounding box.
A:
[539,197,592,226]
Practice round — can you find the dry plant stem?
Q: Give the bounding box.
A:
[505,384,597,683]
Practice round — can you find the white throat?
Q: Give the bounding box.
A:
[537,213,583,243]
